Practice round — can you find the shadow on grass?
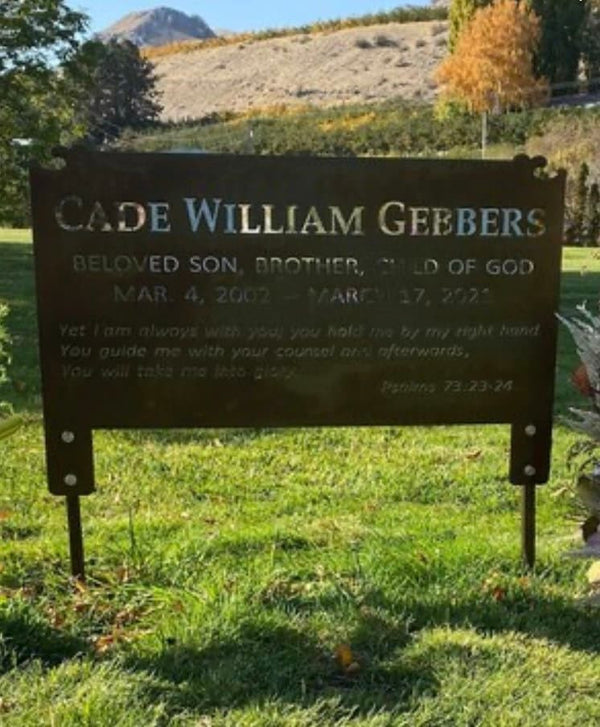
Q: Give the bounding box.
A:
[414,592,600,656]
[0,604,88,673]
[123,582,600,719]
[129,620,436,716]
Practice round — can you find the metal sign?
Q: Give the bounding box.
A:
[30,150,565,574]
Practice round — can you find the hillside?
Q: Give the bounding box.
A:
[99,6,215,47]
[152,20,449,122]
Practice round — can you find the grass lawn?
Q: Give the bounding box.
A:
[1,230,599,725]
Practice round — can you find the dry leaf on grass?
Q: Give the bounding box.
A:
[334,643,360,674]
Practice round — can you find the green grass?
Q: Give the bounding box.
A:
[1,231,600,725]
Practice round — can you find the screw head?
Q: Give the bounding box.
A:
[64,474,77,486]
[525,425,537,437]
[524,465,536,477]
[61,431,75,444]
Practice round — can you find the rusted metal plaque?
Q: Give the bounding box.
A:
[30,151,564,495]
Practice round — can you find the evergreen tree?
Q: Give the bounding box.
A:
[571,163,590,245]
[65,40,162,146]
[527,0,588,90]
[588,183,600,246]
[581,0,600,93]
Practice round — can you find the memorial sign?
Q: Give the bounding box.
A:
[30,150,565,576]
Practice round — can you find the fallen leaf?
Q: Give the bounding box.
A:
[465,450,482,460]
[0,510,12,521]
[92,633,116,654]
[335,643,354,669]
[491,586,506,602]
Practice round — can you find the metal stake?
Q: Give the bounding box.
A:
[66,494,85,581]
[521,483,536,569]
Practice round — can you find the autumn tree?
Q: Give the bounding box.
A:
[437,0,548,113]
[450,1,590,92]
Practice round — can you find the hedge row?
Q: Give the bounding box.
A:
[123,101,559,157]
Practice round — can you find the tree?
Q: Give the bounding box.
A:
[581,0,600,93]
[571,162,590,245]
[450,1,590,92]
[527,0,588,90]
[437,0,548,113]
[0,1,87,225]
[449,0,491,51]
[589,183,600,246]
[65,40,162,146]
[0,0,85,76]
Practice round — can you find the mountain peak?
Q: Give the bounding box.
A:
[98,6,216,47]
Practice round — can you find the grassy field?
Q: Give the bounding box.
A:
[1,230,600,725]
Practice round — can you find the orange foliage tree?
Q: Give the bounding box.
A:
[436,0,548,113]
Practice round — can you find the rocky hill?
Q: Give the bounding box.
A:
[152,20,449,122]
[98,7,215,47]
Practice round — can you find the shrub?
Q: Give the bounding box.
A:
[374,35,398,48]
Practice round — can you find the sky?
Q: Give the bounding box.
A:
[78,1,431,36]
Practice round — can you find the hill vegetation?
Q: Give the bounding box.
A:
[143,4,448,60]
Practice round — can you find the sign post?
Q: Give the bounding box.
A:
[30,150,565,578]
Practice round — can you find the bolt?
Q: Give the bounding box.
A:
[64,474,77,486]
[524,465,536,477]
[525,425,536,437]
[61,431,75,443]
